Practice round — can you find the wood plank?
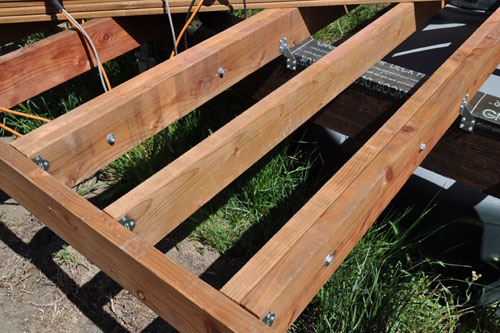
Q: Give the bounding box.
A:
[11,7,343,187]
[222,8,500,331]
[312,84,500,197]
[104,3,441,245]
[0,141,272,333]
[0,15,170,109]
[0,0,442,23]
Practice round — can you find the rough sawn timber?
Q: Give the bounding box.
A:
[104,2,441,246]
[0,15,169,108]
[0,141,272,332]
[11,7,344,187]
[222,7,500,331]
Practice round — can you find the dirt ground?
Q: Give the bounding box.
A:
[0,193,226,333]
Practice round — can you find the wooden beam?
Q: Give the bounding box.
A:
[222,7,500,331]
[0,0,442,23]
[0,15,170,108]
[11,7,344,187]
[312,83,500,197]
[104,3,440,245]
[0,141,271,332]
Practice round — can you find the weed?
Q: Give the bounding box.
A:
[53,245,79,267]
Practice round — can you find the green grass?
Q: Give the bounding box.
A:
[7,7,499,332]
[290,208,500,332]
[188,143,316,254]
[314,4,392,44]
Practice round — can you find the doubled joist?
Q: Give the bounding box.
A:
[0,15,169,108]
[0,0,441,23]
[12,7,344,187]
[104,2,441,245]
[0,141,273,333]
[222,7,500,331]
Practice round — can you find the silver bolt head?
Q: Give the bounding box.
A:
[324,253,334,266]
[419,143,426,151]
[106,133,116,145]
[217,67,226,78]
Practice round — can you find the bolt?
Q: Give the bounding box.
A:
[217,67,226,78]
[324,253,334,266]
[106,133,116,145]
[419,143,426,152]
[262,312,276,327]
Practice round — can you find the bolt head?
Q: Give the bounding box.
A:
[106,133,116,145]
[324,253,334,266]
[217,67,225,78]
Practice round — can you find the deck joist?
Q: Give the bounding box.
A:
[0,2,498,332]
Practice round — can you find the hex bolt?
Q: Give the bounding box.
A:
[262,312,276,327]
[324,253,334,266]
[217,67,226,78]
[106,133,116,145]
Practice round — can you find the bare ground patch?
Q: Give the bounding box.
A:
[0,195,225,332]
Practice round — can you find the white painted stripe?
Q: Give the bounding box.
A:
[392,42,452,57]
[423,23,466,31]
[479,75,500,97]
[414,167,456,190]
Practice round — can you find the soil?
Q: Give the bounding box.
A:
[0,193,225,333]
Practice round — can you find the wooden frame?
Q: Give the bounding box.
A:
[1,0,439,23]
[0,2,498,332]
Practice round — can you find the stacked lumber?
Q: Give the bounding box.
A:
[0,0,435,23]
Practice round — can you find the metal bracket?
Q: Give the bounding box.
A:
[262,312,276,327]
[118,215,136,231]
[32,155,50,171]
[459,94,476,132]
[279,37,297,71]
